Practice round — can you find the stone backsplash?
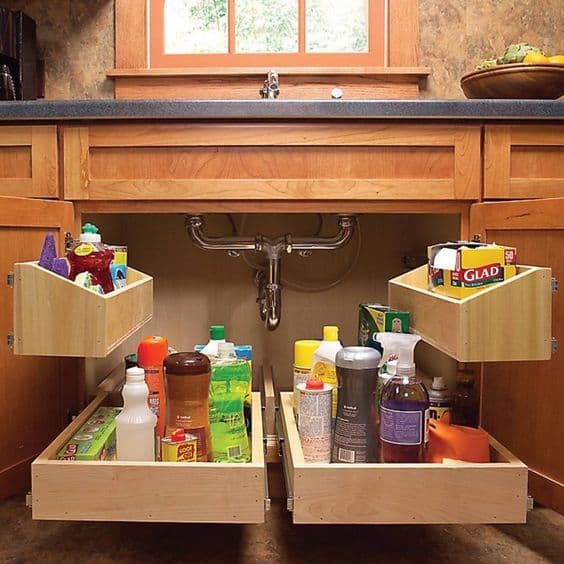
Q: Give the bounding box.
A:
[1,0,562,99]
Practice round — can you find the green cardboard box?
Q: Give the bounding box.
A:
[358,304,410,351]
[57,406,120,461]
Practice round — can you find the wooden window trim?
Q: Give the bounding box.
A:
[149,0,385,68]
[110,0,428,98]
[113,0,423,72]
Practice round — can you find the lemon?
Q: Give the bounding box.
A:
[523,51,549,64]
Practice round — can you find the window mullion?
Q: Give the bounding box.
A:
[299,0,306,54]
[228,0,236,54]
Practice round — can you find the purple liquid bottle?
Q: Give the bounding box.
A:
[380,344,429,463]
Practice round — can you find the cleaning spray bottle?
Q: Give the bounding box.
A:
[310,326,343,422]
[380,335,430,463]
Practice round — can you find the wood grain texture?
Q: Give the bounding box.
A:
[114,75,421,100]
[0,126,58,198]
[115,0,147,69]
[471,197,564,514]
[279,393,527,524]
[65,122,481,202]
[0,197,75,500]
[388,0,419,67]
[388,264,552,362]
[484,124,564,199]
[14,264,153,358]
[33,393,265,523]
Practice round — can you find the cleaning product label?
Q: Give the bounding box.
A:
[73,243,94,257]
[144,368,165,439]
[311,361,338,419]
[429,400,450,421]
[297,384,332,463]
[380,407,423,445]
[293,366,310,418]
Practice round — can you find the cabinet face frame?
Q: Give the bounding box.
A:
[0,125,58,198]
[484,124,564,199]
[62,122,481,202]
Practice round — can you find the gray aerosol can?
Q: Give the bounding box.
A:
[332,346,381,463]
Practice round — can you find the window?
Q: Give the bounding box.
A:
[150,0,385,68]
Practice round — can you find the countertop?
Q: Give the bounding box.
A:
[0,99,562,121]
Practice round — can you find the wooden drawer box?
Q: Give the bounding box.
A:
[279,392,527,525]
[0,125,58,198]
[485,125,564,199]
[388,264,552,362]
[13,262,153,357]
[32,391,266,523]
[62,122,481,201]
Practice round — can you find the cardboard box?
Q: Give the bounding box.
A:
[428,242,517,299]
[358,304,410,351]
[57,407,120,461]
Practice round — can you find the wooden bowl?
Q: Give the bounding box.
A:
[460,63,564,99]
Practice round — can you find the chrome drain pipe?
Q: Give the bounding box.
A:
[186,215,356,330]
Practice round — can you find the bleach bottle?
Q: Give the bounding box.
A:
[310,326,343,422]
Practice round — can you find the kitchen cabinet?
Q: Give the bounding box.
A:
[0,126,58,198]
[0,196,80,499]
[484,125,564,199]
[1,112,562,521]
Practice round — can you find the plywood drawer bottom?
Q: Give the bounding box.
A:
[32,392,266,523]
[279,392,527,525]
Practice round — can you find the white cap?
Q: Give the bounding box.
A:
[126,366,145,383]
[431,376,447,390]
[217,342,236,358]
[79,232,101,243]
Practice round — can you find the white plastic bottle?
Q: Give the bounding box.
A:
[116,367,157,461]
[310,326,343,420]
[200,325,226,358]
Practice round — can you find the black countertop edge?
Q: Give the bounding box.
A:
[0,99,562,120]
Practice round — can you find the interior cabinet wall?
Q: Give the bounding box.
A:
[85,213,460,392]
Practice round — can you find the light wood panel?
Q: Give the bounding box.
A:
[484,124,564,199]
[279,392,527,524]
[115,0,147,69]
[63,122,481,202]
[32,392,266,523]
[389,264,552,362]
[14,264,153,358]
[471,197,564,514]
[0,196,77,500]
[388,0,419,67]
[0,126,58,198]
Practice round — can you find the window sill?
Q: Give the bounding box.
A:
[107,67,430,78]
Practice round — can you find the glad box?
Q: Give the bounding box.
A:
[428,242,517,299]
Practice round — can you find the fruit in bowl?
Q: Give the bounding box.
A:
[461,43,564,99]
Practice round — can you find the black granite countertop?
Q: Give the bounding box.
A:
[0,99,562,121]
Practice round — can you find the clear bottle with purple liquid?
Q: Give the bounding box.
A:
[380,345,429,463]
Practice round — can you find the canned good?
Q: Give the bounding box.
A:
[108,245,127,289]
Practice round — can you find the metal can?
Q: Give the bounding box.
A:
[108,245,127,289]
[297,380,332,463]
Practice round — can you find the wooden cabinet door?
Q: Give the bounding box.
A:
[0,126,58,198]
[470,198,563,514]
[484,125,564,199]
[0,196,79,500]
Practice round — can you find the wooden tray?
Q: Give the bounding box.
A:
[388,265,552,362]
[13,261,153,357]
[32,391,266,523]
[279,392,527,525]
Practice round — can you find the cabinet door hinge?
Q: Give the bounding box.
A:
[7,272,14,287]
[26,492,32,508]
[7,332,14,348]
[552,337,558,354]
[552,278,559,294]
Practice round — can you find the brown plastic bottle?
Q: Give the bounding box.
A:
[164,352,212,462]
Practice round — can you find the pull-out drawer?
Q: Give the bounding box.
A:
[278,392,527,525]
[32,391,267,523]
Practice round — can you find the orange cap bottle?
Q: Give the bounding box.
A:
[137,336,169,440]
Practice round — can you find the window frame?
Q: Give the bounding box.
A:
[149,0,386,68]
